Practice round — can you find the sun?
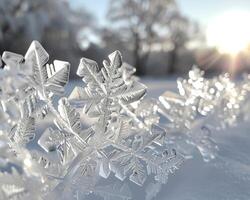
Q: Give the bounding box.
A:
[206,11,250,55]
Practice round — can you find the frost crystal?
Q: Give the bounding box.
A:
[68,50,184,186]
[1,41,248,199]
[0,41,184,199]
[159,66,248,161]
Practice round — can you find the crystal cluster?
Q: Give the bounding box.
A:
[0,41,248,199]
[0,41,183,199]
[158,66,248,161]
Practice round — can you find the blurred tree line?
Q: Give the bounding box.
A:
[0,0,95,78]
[0,0,243,78]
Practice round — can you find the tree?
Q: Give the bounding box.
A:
[107,0,177,76]
[167,13,204,74]
[0,0,94,55]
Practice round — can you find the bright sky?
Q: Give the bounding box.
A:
[70,0,108,25]
[71,0,250,26]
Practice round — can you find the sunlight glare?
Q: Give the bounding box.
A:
[207,11,250,55]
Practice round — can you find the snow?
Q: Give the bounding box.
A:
[143,78,250,200]
[39,78,250,200]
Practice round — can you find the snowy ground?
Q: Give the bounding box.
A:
[48,78,250,200]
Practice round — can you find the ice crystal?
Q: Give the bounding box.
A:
[159,66,248,161]
[1,41,248,199]
[68,50,184,186]
[0,133,44,200]
[0,41,184,199]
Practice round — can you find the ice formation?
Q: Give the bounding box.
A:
[0,41,248,199]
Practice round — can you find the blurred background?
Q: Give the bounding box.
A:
[1,0,250,78]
